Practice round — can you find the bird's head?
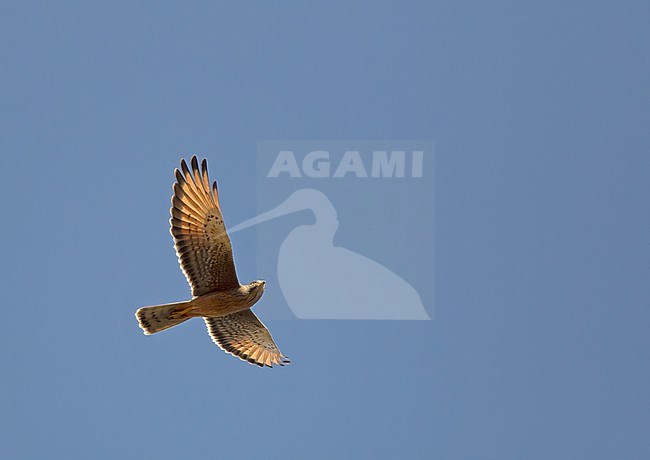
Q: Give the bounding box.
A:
[249,280,266,294]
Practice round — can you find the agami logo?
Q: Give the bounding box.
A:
[267,150,424,178]
[231,140,435,320]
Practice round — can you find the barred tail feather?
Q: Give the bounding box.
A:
[136,301,191,335]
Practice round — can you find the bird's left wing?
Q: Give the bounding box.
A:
[170,156,240,296]
[204,310,291,367]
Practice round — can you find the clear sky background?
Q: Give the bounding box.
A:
[1,2,649,459]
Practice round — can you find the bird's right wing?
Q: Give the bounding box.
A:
[170,156,240,296]
[204,310,291,368]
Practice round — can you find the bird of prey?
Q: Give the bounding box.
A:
[135,156,290,368]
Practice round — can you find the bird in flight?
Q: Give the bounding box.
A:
[136,156,290,368]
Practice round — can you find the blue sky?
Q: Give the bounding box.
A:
[1,1,649,458]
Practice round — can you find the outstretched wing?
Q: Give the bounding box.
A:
[170,155,240,296]
[204,310,291,368]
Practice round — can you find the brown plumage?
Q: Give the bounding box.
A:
[135,156,290,368]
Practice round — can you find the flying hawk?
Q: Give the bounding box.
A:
[136,156,290,368]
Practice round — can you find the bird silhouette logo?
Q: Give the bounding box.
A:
[230,188,430,320]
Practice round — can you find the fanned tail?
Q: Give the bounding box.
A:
[136,301,191,335]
